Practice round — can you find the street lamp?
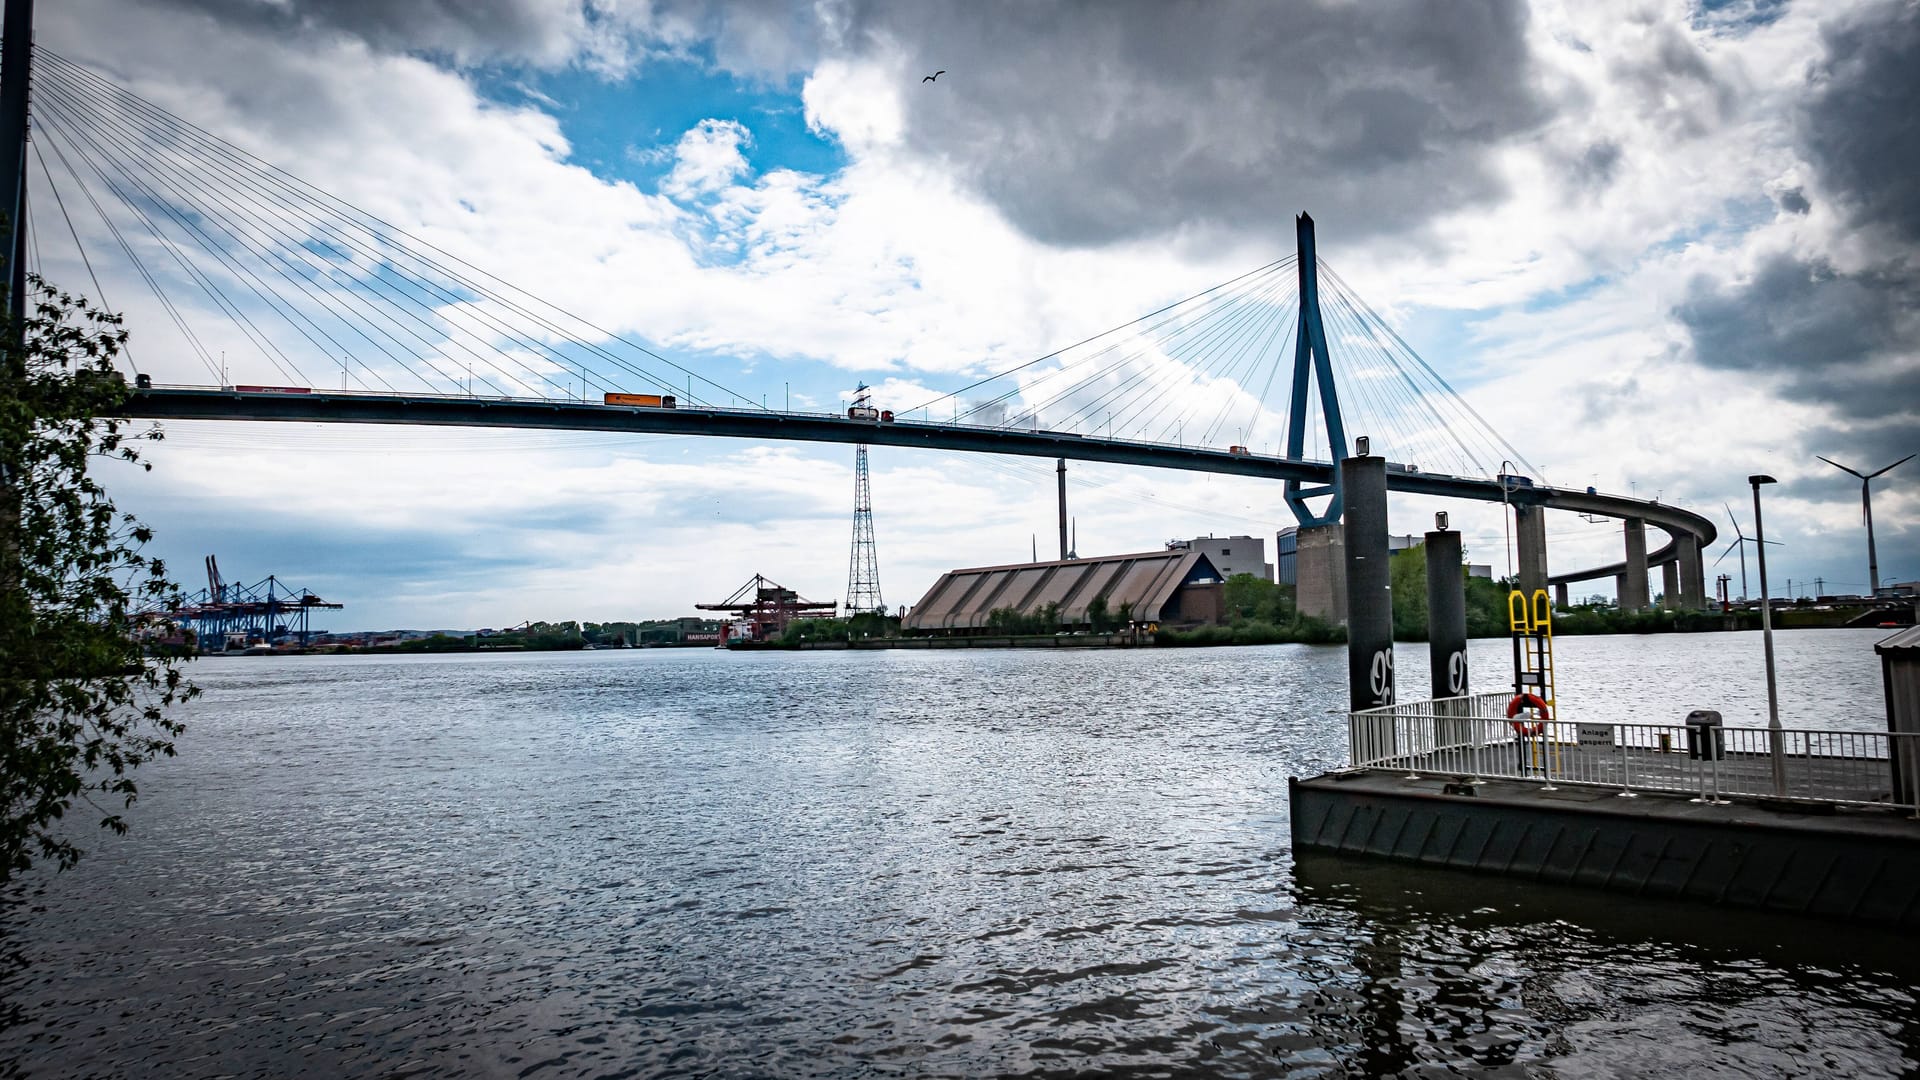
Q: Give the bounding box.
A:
[1750,473,1784,795]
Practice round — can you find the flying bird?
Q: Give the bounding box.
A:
[923,70,945,83]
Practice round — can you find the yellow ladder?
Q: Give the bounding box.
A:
[1507,589,1559,776]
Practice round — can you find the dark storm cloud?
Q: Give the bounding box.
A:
[1676,253,1920,422]
[1672,1,1920,471]
[830,0,1553,248]
[1606,13,1736,138]
[146,0,594,66]
[1801,0,1920,244]
[1675,251,1920,491]
[1571,141,1624,191]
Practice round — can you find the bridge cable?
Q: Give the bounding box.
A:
[35,61,525,398]
[58,79,583,400]
[1322,260,1541,479]
[29,137,137,372]
[32,96,313,387]
[36,52,604,397]
[1192,273,1299,447]
[1194,279,1296,448]
[1322,271,1482,473]
[37,49,750,407]
[35,119,229,384]
[1118,287,1291,444]
[1317,276,1432,467]
[39,85,474,396]
[984,262,1287,426]
[978,260,1294,432]
[907,255,1292,418]
[1043,272,1284,436]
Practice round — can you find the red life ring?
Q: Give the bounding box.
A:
[1506,693,1550,736]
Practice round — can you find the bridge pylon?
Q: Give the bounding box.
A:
[1,0,36,332]
[1282,212,1350,528]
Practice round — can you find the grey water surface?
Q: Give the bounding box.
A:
[0,628,1913,1078]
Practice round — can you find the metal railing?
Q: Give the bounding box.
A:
[1349,697,1919,812]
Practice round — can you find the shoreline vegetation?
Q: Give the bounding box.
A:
[240,549,1900,657]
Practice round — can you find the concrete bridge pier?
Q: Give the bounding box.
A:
[1555,582,1569,609]
[1515,504,1548,596]
[1295,524,1347,624]
[1621,517,1649,613]
[1661,560,1680,609]
[1677,534,1706,609]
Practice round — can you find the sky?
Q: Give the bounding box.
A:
[22,0,1920,629]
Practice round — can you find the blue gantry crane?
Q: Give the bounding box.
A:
[164,556,343,652]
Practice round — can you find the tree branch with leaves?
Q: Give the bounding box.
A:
[0,273,195,880]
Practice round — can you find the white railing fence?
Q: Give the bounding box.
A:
[1348,698,1919,812]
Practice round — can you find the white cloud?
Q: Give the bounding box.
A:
[661,119,753,198]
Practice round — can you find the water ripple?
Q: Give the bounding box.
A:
[0,633,1912,1078]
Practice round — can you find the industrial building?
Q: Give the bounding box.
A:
[1166,534,1272,581]
[905,549,1226,635]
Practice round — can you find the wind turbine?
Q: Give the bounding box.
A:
[1817,453,1914,596]
[1714,502,1781,601]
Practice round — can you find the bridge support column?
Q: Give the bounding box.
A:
[1424,522,1467,700]
[1622,518,1649,613]
[1295,524,1347,624]
[1677,534,1706,609]
[1661,560,1680,609]
[1515,504,1548,595]
[1555,582,1569,609]
[1343,453,1393,712]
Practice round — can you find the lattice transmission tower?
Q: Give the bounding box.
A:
[845,384,885,614]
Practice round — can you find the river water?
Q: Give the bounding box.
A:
[1,628,1913,1078]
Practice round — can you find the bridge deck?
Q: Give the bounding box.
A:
[122,386,1718,587]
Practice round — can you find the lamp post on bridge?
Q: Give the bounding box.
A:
[1751,473,1784,795]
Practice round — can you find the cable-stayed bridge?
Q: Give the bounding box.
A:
[2,34,1714,604]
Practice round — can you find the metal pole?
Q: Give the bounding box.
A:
[1751,474,1784,794]
[1056,457,1068,560]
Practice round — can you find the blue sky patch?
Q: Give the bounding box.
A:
[480,55,846,194]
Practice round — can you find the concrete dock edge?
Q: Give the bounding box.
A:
[1289,772,1920,928]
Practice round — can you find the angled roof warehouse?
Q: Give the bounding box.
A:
[904,550,1223,633]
